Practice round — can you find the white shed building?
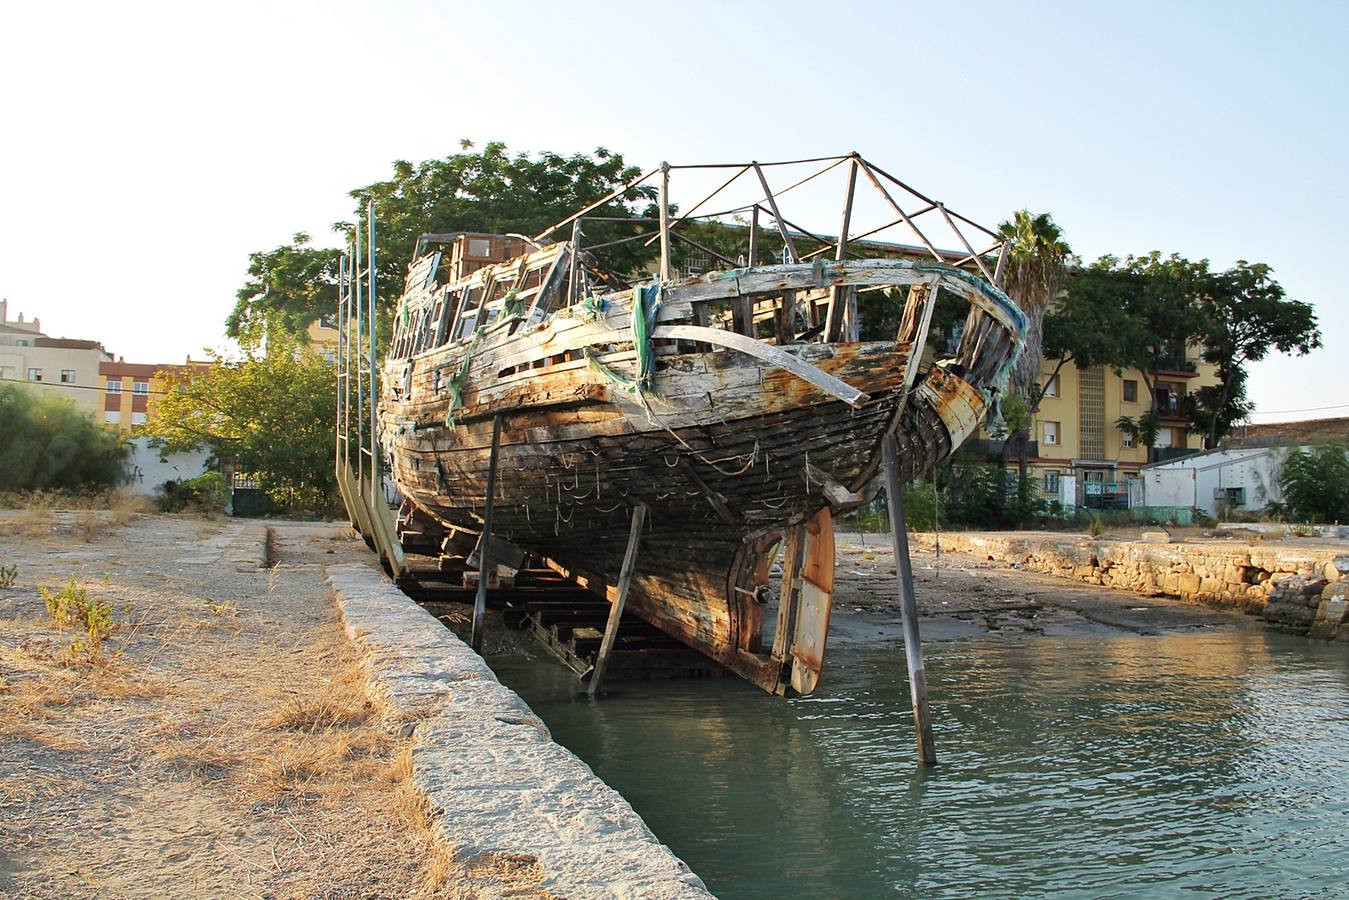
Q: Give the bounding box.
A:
[1139,446,1286,517]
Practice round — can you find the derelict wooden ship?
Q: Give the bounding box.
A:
[376,155,1026,695]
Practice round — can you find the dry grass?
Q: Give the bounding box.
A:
[0,489,110,511]
[71,510,104,542]
[14,507,55,538]
[0,636,164,751]
[108,489,154,525]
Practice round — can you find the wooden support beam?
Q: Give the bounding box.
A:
[651,324,869,407]
[993,240,1010,287]
[774,290,796,344]
[937,202,997,283]
[471,414,503,652]
[586,502,648,697]
[856,159,946,263]
[771,525,805,662]
[881,433,936,765]
[748,205,760,266]
[825,157,859,342]
[752,164,800,263]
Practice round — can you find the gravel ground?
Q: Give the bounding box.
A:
[0,511,545,899]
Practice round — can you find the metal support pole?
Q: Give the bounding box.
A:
[586,502,647,697]
[367,201,378,501]
[335,254,345,474]
[353,237,363,487]
[658,162,672,281]
[881,433,936,765]
[471,414,503,653]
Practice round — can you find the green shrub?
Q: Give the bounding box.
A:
[1280,443,1349,524]
[39,574,118,661]
[154,471,230,515]
[0,385,129,491]
[0,565,16,589]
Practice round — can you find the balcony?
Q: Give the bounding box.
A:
[1154,356,1199,378]
[959,438,1039,460]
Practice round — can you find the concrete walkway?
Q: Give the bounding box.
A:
[328,564,711,900]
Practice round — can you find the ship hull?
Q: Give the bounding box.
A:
[384,338,971,692]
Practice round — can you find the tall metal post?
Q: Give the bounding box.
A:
[335,254,344,473]
[472,414,503,652]
[354,232,364,488]
[658,162,672,281]
[367,201,378,503]
[881,433,937,765]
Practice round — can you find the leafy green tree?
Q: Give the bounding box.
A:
[229,142,657,341]
[1279,443,1349,523]
[1195,261,1320,446]
[1064,253,1210,454]
[0,385,129,491]
[228,233,339,345]
[149,331,337,513]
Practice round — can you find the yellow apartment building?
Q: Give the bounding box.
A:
[99,358,211,431]
[994,352,1220,507]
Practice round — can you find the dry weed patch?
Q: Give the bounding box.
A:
[71,510,104,542]
[108,490,153,525]
[14,507,55,538]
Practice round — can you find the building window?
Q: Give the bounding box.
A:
[60,369,76,383]
[133,381,149,395]
[1044,470,1060,494]
[131,411,148,427]
[104,410,121,425]
[1042,375,1059,398]
[1123,379,1138,402]
[15,339,28,347]
[1122,431,1135,448]
[27,368,42,382]
[106,380,122,394]
[1043,421,1059,446]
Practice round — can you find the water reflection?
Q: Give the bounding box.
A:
[489,628,1349,899]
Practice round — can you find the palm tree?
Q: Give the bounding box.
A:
[996,210,1071,476]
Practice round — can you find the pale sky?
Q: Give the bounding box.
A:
[2,0,1344,421]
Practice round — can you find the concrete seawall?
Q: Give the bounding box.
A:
[326,564,711,899]
[911,532,1349,642]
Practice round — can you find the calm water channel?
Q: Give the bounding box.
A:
[488,625,1349,898]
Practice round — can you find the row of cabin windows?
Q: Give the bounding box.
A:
[391,256,557,359]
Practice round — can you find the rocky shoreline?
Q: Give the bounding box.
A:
[907,530,1349,643]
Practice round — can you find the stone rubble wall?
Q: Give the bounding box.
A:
[910,532,1349,643]
[325,564,711,900]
